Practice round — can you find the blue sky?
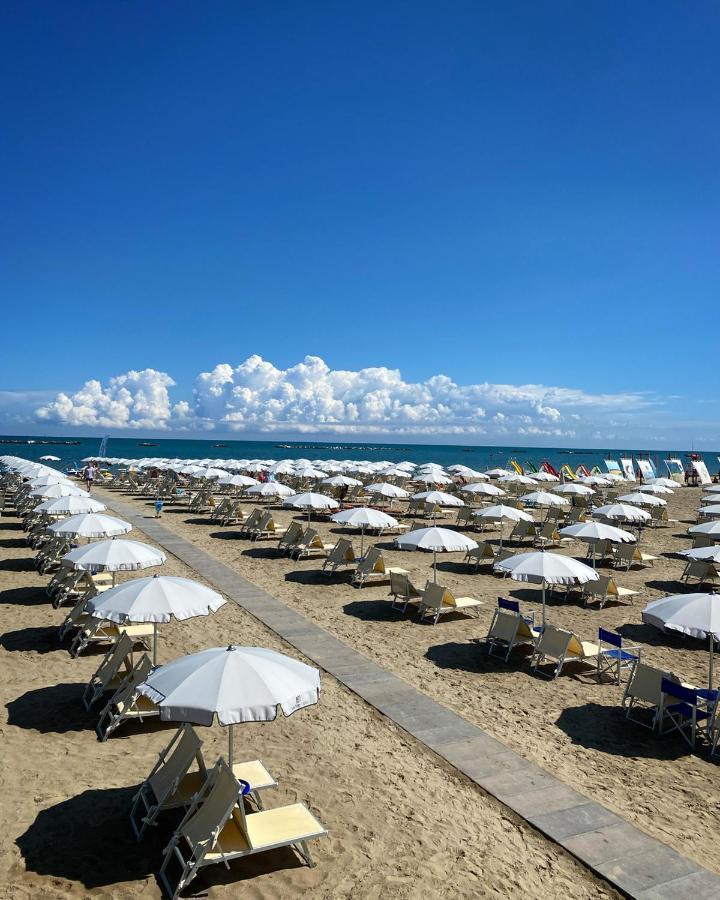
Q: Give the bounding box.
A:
[1,2,719,447]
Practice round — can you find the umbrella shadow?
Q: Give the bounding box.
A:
[0,536,29,549]
[0,521,22,530]
[555,703,690,760]
[434,560,474,576]
[0,626,65,654]
[617,622,711,653]
[0,556,37,572]
[242,546,281,560]
[285,569,349,587]
[342,598,408,623]
[0,585,49,606]
[425,639,516,674]
[16,785,161,888]
[6,683,95,733]
[644,578,693,593]
[208,529,247,541]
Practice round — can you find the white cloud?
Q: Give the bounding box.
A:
[28,354,657,440]
[36,369,176,429]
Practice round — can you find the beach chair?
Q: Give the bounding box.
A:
[622,663,679,729]
[158,759,327,899]
[565,507,586,524]
[59,593,95,642]
[96,654,159,741]
[239,508,263,537]
[530,625,599,679]
[463,541,495,572]
[277,520,305,555]
[545,505,565,524]
[70,613,154,658]
[130,723,277,840]
[497,595,536,627]
[321,539,357,574]
[658,679,711,750]
[485,610,537,661]
[612,542,659,571]
[247,510,273,540]
[455,507,475,528]
[221,500,246,527]
[82,632,135,710]
[681,560,720,589]
[534,522,564,549]
[292,527,335,559]
[509,520,536,546]
[388,571,423,613]
[582,574,638,610]
[493,547,514,572]
[350,547,400,587]
[595,628,641,685]
[648,506,670,528]
[417,581,483,625]
[406,498,425,518]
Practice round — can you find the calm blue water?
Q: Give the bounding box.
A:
[1,434,718,477]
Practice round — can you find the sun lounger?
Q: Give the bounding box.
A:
[82,632,135,710]
[582,574,638,610]
[388,571,423,612]
[622,662,680,729]
[417,581,483,625]
[321,539,358,574]
[277,520,305,555]
[509,520,536,545]
[70,613,154,658]
[463,541,495,572]
[534,521,568,549]
[96,653,159,741]
[612,542,659,570]
[130,724,277,840]
[681,560,720,589]
[350,546,407,587]
[485,610,537,661]
[292,527,335,559]
[159,759,327,899]
[238,508,263,536]
[530,624,600,679]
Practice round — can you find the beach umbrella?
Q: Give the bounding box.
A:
[460,482,506,499]
[593,503,651,524]
[61,538,166,586]
[395,526,477,582]
[649,477,680,489]
[322,475,363,488]
[699,505,720,519]
[473,504,534,547]
[448,465,487,479]
[494,550,598,626]
[34,495,107,516]
[642,593,720,689]
[86,575,226,665]
[682,546,720,563]
[499,473,537,486]
[577,475,612,487]
[38,455,61,461]
[414,473,454,486]
[618,492,667,508]
[285,492,339,520]
[48,513,132,539]
[553,483,595,496]
[29,482,88,499]
[195,467,229,480]
[519,491,569,508]
[295,466,328,480]
[217,474,259,489]
[703,485,720,495]
[365,482,410,499]
[246,481,295,499]
[559,521,635,567]
[137,645,320,766]
[638,483,674,495]
[689,520,720,540]
[411,490,464,509]
[331,506,399,555]
[528,471,560,483]
[27,475,71,488]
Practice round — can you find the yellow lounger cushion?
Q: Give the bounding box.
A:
[204,803,327,860]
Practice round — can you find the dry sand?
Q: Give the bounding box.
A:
[97,483,720,876]
[0,492,623,898]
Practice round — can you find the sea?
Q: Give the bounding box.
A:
[1,435,718,477]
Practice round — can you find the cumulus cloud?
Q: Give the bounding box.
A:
[36,369,176,429]
[30,354,652,438]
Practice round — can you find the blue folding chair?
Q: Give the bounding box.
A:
[498,596,536,628]
[658,679,711,750]
[596,628,640,685]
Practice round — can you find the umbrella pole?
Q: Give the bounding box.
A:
[542,580,546,628]
[112,571,116,588]
[710,634,714,692]
[360,526,365,558]
[228,724,234,769]
[433,548,437,583]
[153,622,158,666]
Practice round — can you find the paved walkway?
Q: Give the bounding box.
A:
[99,488,720,899]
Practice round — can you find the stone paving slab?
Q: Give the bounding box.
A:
[98,488,720,899]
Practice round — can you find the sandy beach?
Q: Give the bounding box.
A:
[0,485,627,899]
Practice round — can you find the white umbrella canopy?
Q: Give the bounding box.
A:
[689,520,720,538]
[577,475,612,487]
[395,526,478,582]
[704,485,720,495]
[413,473,454,486]
[559,521,635,567]
[637,483,674,495]
[411,490,464,507]
[86,575,226,664]
[295,466,329,479]
[593,503,651,524]
[642,593,720,689]
[195,467,230,480]
[34,495,107,516]
[27,475,72,488]
[494,551,599,625]
[365,482,410,499]
[498,473,537,486]
[486,467,512,477]
[528,471,560,483]
[553,483,595,496]
[698,505,720,519]
[648,477,679,489]
[137,645,320,765]
[217,474,260,488]
[321,475,363,487]
[618,492,667,508]
[474,504,534,523]
[519,491,569,508]
[48,513,132,539]
[246,482,295,498]
[448,465,487,479]
[38,455,61,461]
[682,546,720,563]
[29,483,88,499]
[61,539,166,585]
[286,492,339,511]
[460,482,506,498]
[331,506,399,555]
